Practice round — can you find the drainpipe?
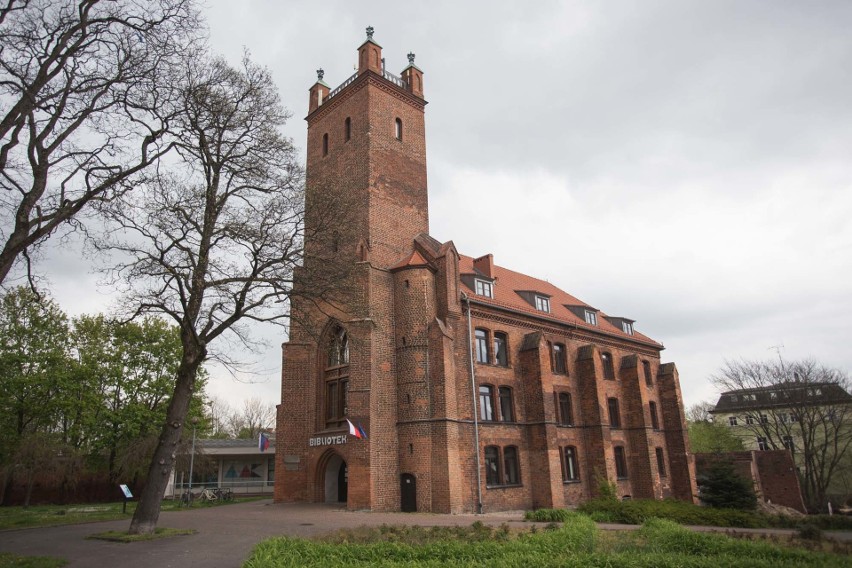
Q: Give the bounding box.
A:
[463,292,483,514]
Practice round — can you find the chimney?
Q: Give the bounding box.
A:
[473,254,494,278]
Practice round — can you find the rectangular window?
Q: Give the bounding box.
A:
[558,392,573,426]
[475,328,489,364]
[325,378,349,426]
[783,435,794,451]
[562,446,579,482]
[759,414,768,424]
[728,416,738,426]
[757,436,769,451]
[614,446,628,479]
[655,447,666,478]
[649,401,660,430]
[643,360,653,386]
[499,386,515,422]
[503,447,520,485]
[535,295,550,312]
[552,343,567,374]
[479,385,495,421]
[608,397,621,429]
[622,321,634,335]
[601,352,615,379]
[745,415,754,425]
[474,279,493,298]
[584,310,597,325]
[493,332,508,367]
[484,446,501,486]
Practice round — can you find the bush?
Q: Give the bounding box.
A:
[578,498,767,528]
[524,508,576,523]
[698,459,757,510]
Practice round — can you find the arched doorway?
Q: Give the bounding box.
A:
[322,453,348,504]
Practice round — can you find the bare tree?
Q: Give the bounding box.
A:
[712,358,852,510]
[686,401,714,423]
[98,54,348,534]
[225,397,275,439]
[0,0,201,285]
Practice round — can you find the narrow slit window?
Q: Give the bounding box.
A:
[395,117,402,140]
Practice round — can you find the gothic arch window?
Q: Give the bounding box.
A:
[324,325,350,428]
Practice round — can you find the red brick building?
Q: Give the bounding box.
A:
[275,28,698,513]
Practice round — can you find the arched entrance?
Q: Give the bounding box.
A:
[322,453,348,504]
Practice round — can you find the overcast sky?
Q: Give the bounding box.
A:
[34,0,852,411]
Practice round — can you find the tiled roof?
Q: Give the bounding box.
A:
[458,254,661,347]
[199,437,275,449]
[710,382,852,413]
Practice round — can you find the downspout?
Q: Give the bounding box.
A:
[463,292,483,514]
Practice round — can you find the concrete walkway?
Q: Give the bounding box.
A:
[1,500,849,567]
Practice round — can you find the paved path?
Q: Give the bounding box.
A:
[1,500,850,567]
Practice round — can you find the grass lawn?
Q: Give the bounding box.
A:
[243,515,850,568]
[0,496,262,531]
[0,552,67,568]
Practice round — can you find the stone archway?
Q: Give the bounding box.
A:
[319,451,347,504]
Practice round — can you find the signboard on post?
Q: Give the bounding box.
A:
[119,484,133,513]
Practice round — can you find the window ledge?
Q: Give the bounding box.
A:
[563,480,581,485]
[485,483,523,490]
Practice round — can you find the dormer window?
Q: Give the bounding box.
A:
[474,279,493,298]
[584,310,597,326]
[534,295,550,313]
[622,321,634,335]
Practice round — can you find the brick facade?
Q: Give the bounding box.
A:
[275,30,698,513]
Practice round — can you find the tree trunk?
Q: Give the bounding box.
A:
[128,344,204,535]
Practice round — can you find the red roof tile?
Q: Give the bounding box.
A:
[459,254,661,347]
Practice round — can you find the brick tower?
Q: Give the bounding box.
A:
[275,27,439,511]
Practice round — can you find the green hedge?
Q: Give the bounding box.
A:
[573,498,852,530]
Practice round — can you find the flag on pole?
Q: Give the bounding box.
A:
[258,432,270,452]
[346,418,368,440]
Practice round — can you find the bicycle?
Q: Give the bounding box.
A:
[199,488,218,502]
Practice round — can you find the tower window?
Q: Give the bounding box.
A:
[322,132,329,156]
[395,117,402,141]
[345,117,351,141]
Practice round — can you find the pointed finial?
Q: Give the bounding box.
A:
[366,26,374,40]
[316,68,324,81]
[407,52,415,64]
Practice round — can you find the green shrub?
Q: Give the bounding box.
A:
[698,459,758,510]
[797,523,823,541]
[524,508,575,522]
